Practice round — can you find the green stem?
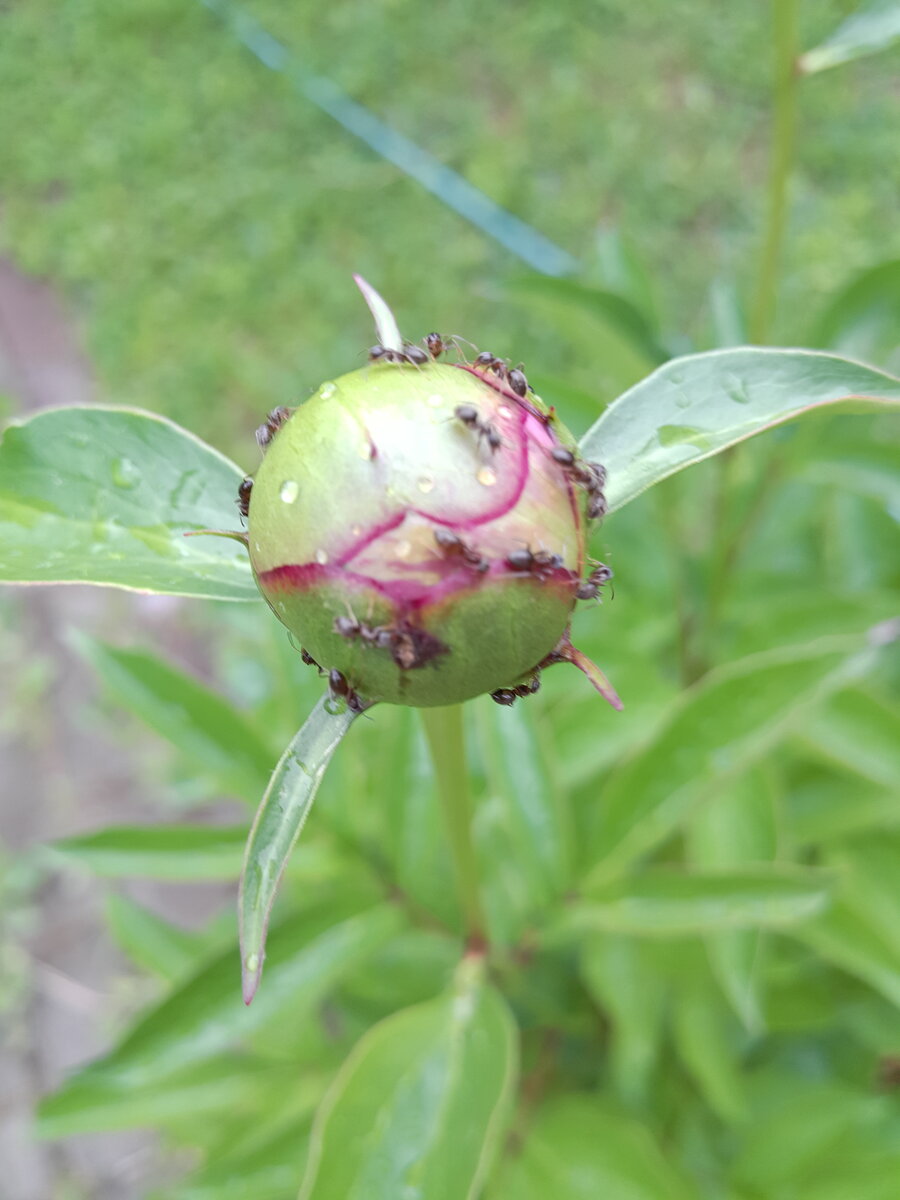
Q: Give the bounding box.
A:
[749,0,799,344]
[420,705,488,948]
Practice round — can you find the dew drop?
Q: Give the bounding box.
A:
[320,381,336,400]
[427,393,444,408]
[279,479,299,503]
[358,443,372,460]
[245,953,259,974]
[111,457,140,489]
[498,405,512,419]
[315,548,329,564]
[417,475,434,493]
[395,540,412,558]
[477,467,497,487]
[351,524,362,536]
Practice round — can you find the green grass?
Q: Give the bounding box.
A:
[1,0,898,462]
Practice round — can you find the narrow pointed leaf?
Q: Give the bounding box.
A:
[0,406,256,598]
[353,274,403,351]
[586,632,887,882]
[553,866,832,938]
[299,959,517,1200]
[105,893,213,983]
[487,1094,693,1200]
[799,1,900,74]
[240,695,359,1003]
[75,636,275,800]
[68,903,401,1088]
[53,824,247,880]
[579,349,900,512]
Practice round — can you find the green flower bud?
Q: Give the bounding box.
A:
[247,352,615,710]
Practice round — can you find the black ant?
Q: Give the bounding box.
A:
[236,476,253,520]
[505,547,564,580]
[454,404,503,453]
[433,528,490,574]
[490,672,541,706]
[576,562,613,601]
[328,668,370,713]
[255,406,292,452]
[507,364,529,397]
[472,351,530,398]
[550,446,607,521]
[369,343,429,366]
[333,615,394,650]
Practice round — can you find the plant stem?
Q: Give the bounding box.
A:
[749,0,799,343]
[420,705,488,949]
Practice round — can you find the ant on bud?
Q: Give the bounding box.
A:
[550,446,607,522]
[472,350,531,398]
[505,547,564,580]
[255,406,292,453]
[576,563,613,601]
[490,672,542,706]
[369,343,429,366]
[434,528,490,574]
[236,476,253,520]
[454,404,503,453]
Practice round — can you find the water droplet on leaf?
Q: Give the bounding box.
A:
[111,457,140,489]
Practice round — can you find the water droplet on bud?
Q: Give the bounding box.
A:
[315,548,329,564]
[279,480,299,503]
[427,393,444,407]
[320,382,336,399]
[477,467,497,487]
[417,476,434,493]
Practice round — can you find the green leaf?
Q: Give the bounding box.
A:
[72,903,402,1088]
[795,687,900,790]
[487,1094,692,1200]
[799,1,900,74]
[556,866,832,937]
[240,694,359,1003]
[812,259,900,365]
[672,971,745,1123]
[299,959,517,1200]
[53,824,247,880]
[580,936,668,1106]
[105,893,207,982]
[795,902,900,1008]
[166,1125,310,1200]
[686,769,778,1032]
[579,349,900,512]
[586,633,886,881]
[75,636,275,800]
[0,406,256,599]
[37,1057,298,1138]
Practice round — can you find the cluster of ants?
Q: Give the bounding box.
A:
[332,613,448,673]
[369,332,532,399]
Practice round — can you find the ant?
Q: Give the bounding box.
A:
[505,547,564,580]
[368,343,429,366]
[507,364,529,397]
[550,446,607,521]
[433,528,490,574]
[255,406,292,452]
[576,562,613,601]
[333,614,394,650]
[236,476,253,520]
[490,672,542,706]
[472,350,531,398]
[328,668,369,713]
[454,403,503,453]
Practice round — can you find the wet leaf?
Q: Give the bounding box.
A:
[0,406,255,599]
[579,349,900,512]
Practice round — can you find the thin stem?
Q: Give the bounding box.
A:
[749,0,799,343]
[420,705,488,948]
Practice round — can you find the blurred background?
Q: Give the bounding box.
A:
[1,1,898,1197]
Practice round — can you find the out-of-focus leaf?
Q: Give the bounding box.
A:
[555,866,832,938]
[708,277,747,348]
[487,1094,693,1200]
[475,703,571,943]
[687,770,777,1032]
[66,903,402,1089]
[511,274,668,365]
[585,633,886,881]
[0,406,255,598]
[36,1057,301,1138]
[580,936,668,1106]
[785,765,899,843]
[672,971,745,1123]
[802,437,900,510]
[579,349,900,513]
[799,2,900,74]
[794,687,900,789]
[53,824,246,880]
[825,833,900,960]
[812,259,900,366]
[341,929,460,1013]
[105,893,214,983]
[163,1125,310,1200]
[240,695,359,1003]
[75,636,275,800]
[794,901,900,1007]
[299,959,517,1200]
